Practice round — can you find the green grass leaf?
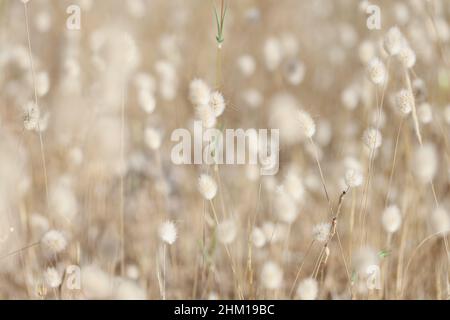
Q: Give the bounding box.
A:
[378,250,391,258]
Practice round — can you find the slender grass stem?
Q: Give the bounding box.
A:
[308,137,333,217]
[361,58,391,246]
[0,242,40,261]
[23,2,49,208]
[384,118,404,208]
[290,240,314,297]
[119,82,126,276]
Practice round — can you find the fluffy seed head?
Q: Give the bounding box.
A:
[341,85,359,110]
[363,127,382,150]
[237,54,256,76]
[312,222,331,242]
[137,90,156,114]
[444,105,450,125]
[430,207,450,235]
[217,219,237,244]
[41,230,67,256]
[274,188,299,224]
[283,171,305,202]
[36,71,50,97]
[395,89,413,115]
[242,88,263,109]
[81,265,112,299]
[126,265,140,280]
[298,110,316,138]
[296,278,319,300]
[114,279,147,300]
[413,78,427,102]
[189,79,210,106]
[398,45,416,68]
[413,143,437,184]
[269,93,303,145]
[382,205,402,233]
[367,57,386,85]
[251,227,266,248]
[418,102,433,124]
[352,246,379,275]
[134,72,156,92]
[434,18,450,42]
[158,220,177,245]
[44,267,62,288]
[284,59,305,85]
[49,179,78,224]
[196,104,217,128]
[358,40,375,64]
[384,27,404,56]
[23,102,40,131]
[261,261,283,290]
[144,127,162,150]
[345,168,363,188]
[393,2,410,25]
[209,91,226,117]
[198,174,217,200]
[262,222,285,244]
[264,37,282,71]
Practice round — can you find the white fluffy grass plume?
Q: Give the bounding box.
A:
[198,174,218,200]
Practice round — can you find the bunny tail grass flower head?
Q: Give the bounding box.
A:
[413,143,437,184]
[196,104,217,128]
[345,168,363,188]
[159,220,177,245]
[312,222,331,242]
[251,227,266,248]
[210,91,226,117]
[137,88,156,114]
[444,104,450,125]
[237,54,256,77]
[274,187,298,224]
[23,101,40,131]
[198,174,218,200]
[48,179,78,224]
[418,103,432,124]
[352,246,379,276]
[144,127,162,150]
[383,26,404,56]
[41,230,67,256]
[296,278,318,300]
[189,79,211,106]
[81,265,112,299]
[217,219,237,244]
[114,279,147,300]
[382,205,402,234]
[44,267,62,288]
[398,44,416,69]
[395,89,413,115]
[261,261,283,290]
[264,37,283,71]
[363,127,382,150]
[298,109,316,138]
[367,57,386,85]
[430,207,450,236]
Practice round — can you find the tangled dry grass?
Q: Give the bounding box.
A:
[1,0,450,300]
